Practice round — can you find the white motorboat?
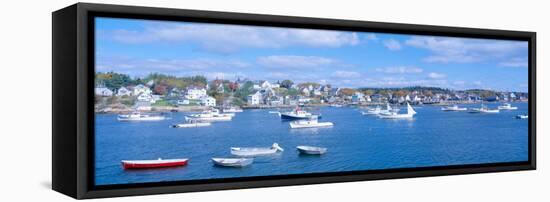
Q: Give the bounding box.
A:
[185,109,233,122]
[212,158,253,167]
[470,104,500,113]
[289,116,333,129]
[498,103,518,110]
[230,143,284,157]
[171,120,211,128]
[378,103,416,119]
[117,112,166,121]
[223,106,243,113]
[330,104,344,107]
[363,105,382,115]
[516,114,528,119]
[441,105,468,111]
[296,146,327,155]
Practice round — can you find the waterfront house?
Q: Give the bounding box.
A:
[133,84,152,96]
[116,87,132,97]
[201,96,216,107]
[137,93,153,103]
[247,91,261,105]
[301,88,310,97]
[95,87,113,97]
[351,92,366,103]
[186,87,207,100]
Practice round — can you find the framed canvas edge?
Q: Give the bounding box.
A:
[63,2,536,199]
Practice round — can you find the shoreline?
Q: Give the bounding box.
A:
[95,100,528,114]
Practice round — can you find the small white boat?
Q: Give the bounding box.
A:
[212,158,253,167]
[470,104,500,113]
[171,120,211,128]
[297,146,327,155]
[516,114,528,119]
[185,109,233,121]
[223,106,243,113]
[117,112,166,121]
[121,158,188,169]
[330,104,344,107]
[230,143,284,157]
[441,105,467,111]
[363,106,382,115]
[289,116,333,129]
[498,103,518,110]
[378,103,416,119]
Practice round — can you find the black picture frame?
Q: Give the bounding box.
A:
[52,3,536,199]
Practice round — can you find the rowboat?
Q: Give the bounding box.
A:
[297,146,327,155]
[289,116,333,129]
[121,158,188,169]
[117,112,166,121]
[230,143,284,157]
[212,158,253,167]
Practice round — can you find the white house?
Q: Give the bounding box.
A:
[301,88,310,96]
[95,87,113,97]
[186,87,207,100]
[201,96,216,107]
[116,87,132,96]
[133,84,152,96]
[247,91,262,105]
[137,93,153,102]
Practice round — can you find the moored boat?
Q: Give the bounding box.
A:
[171,120,211,128]
[117,112,166,121]
[378,103,416,119]
[363,105,382,115]
[230,143,284,157]
[280,107,314,120]
[223,106,243,113]
[470,104,500,113]
[121,158,188,169]
[185,109,233,122]
[289,116,333,129]
[441,105,467,111]
[516,114,528,119]
[212,158,253,167]
[297,146,327,155]
[498,103,518,110]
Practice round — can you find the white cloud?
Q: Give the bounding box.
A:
[332,71,361,78]
[257,55,335,68]
[101,22,360,54]
[365,34,378,41]
[383,39,402,51]
[427,72,446,79]
[405,36,527,63]
[376,66,424,74]
[499,57,528,68]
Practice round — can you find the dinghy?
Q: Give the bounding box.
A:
[121,158,188,169]
[212,158,253,167]
[297,146,327,155]
[230,143,284,157]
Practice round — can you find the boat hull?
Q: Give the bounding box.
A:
[212,158,253,167]
[230,148,279,157]
[121,159,188,169]
[297,146,327,155]
[185,116,231,122]
[172,122,211,128]
[290,122,333,129]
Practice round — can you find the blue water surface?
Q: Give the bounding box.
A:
[95,102,528,185]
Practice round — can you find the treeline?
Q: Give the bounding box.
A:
[95,72,207,93]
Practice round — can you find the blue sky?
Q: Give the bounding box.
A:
[95,17,529,92]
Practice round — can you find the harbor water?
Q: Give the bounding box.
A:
[95,102,528,185]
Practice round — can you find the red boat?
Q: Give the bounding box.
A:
[121,158,189,169]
